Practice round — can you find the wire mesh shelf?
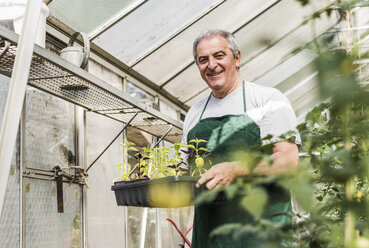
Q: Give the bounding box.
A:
[0,26,183,143]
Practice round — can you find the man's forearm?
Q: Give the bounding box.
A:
[237,141,299,177]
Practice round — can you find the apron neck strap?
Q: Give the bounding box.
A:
[242,80,247,113]
[198,93,212,121]
[198,81,247,122]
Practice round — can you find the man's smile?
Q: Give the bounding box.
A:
[207,70,223,77]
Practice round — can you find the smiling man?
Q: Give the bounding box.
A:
[182,30,300,247]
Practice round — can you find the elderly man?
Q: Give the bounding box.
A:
[182,29,300,247]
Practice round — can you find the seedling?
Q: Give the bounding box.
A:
[187,138,210,177]
[132,151,150,180]
[168,141,187,176]
[116,139,210,180]
[150,146,171,178]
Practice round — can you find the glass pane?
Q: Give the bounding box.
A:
[94,0,221,65]
[49,0,140,35]
[160,207,194,248]
[0,75,20,247]
[25,178,81,247]
[145,208,157,248]
[0,160,20,247]
[25,88,75,170]
[127,207,143,247]
[85,112,127,247]
[127,81,154,104]
[0,74,10,127]
[132,0,278,85]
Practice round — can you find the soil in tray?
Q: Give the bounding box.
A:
[112,176,203,208]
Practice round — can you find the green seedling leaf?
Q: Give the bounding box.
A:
[185,145,196,150]
[125,141,136,147]
[198,147,210,152]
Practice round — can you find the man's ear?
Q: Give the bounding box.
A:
[235,51,241,68]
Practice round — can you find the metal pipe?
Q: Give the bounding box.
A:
[156,208,161,248]
[20,98,26,248]
[139,208,148,248]
[0,0,43,217]
[152,125,172,148]
[122,124,128,248]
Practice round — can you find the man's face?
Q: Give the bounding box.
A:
[195,35,240,94]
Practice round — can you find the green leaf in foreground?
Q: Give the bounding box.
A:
[241,186,268,219]
[209,223,242,240]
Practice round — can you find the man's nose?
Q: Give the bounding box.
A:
[208,57,217,69]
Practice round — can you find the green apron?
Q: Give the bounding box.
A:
[187,82,292,248]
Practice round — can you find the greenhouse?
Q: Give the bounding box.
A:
[1,0,369,247]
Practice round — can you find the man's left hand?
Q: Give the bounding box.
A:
[196,161,249,189]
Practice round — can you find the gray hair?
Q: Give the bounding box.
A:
[193,29,240,62]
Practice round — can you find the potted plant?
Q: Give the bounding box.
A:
[111,139,210,208]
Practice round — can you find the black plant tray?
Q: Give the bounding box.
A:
[111,176,203,208]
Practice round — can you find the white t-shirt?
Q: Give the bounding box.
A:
[182,81,301,145]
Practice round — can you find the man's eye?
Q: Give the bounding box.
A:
[198,58,207,64]
[215,54,224,59]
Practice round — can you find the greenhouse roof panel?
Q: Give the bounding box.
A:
[92,0,223,66]
[131,0,279,86]
[48,0,144,35]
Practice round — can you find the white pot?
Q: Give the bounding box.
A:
[0,0,49,47]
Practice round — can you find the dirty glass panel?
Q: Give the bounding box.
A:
[85,111,126,248]
[25,178,81,248]
[0,74,10,127]
[160,207,193,248]
[24,86,81,247]
[126,207,155,248]
[127,81,155,104]
[0,74,20,248]
[49,0,140,35]
[94,0,221,65]
[25,87,75,170]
